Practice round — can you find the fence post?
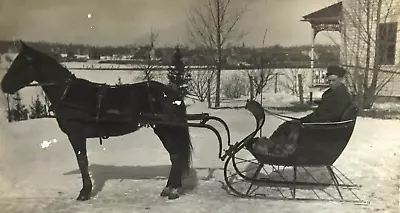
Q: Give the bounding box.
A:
[249,75,254,100]
[6,94,11,122]
[298,73,304,104]
[274,73,278,93]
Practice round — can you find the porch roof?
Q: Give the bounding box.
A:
[301,1,342,25]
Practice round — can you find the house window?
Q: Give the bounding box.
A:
[377,22,397,65]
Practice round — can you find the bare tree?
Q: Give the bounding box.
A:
[137,28,159,82]
[280,68,308,100]
[222,72,248,99]
[327,0,400,110]
[187,69,216,102]
[247,68,274,98]
[247,28,274,100]
[186,0,251,108]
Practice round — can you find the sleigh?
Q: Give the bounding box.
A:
[130,99,366,204]
[219,100,367,204]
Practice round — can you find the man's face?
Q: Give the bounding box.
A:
[326,74,342,89]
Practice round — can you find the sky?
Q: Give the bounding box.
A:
[0,0,342,47]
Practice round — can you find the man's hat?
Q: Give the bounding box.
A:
[326,65,346,78]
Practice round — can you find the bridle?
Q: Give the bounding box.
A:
[15,50,75,88]
[22,65,76,114]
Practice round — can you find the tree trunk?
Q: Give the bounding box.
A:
[215,51,221,108]
[215,0,222,108]
[207,78,211,108]
[353,0,365,113]
[363,0,383,109]
[363,0,372,97]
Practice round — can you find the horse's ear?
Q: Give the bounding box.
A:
[20,40,27,49]
[16,40,27,51]
[17,40,33,61]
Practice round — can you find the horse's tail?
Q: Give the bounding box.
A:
[181,102,193,175]
[182,123,193,175]
[154,81,193,174]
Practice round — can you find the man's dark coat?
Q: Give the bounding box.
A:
[300,83,352,123]
[270,83,353,144]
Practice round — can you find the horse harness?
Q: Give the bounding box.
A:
[94,84,108,145]
[29,77,162,145]
[28,77,184,146]
[66,79,165,145]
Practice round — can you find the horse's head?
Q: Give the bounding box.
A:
[1,41,40,94]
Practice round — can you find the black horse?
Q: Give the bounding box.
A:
[1,41,193,201]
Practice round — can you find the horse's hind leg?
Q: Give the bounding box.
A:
[68,133,92,201]
[153,125,192,200]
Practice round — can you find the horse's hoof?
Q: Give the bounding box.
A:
[160,187,171,197]
[76,194,90,201]
[168,188,180,200]
[76,188,91,201]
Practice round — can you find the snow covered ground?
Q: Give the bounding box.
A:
[0,94,399,213]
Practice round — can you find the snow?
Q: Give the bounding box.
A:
[173,100,182,105]
[0,59,399,212]
[372,102,400,111]
[40,139,58,149]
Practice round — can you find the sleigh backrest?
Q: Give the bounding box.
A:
[241,100,266,144]
[293,103,358,166]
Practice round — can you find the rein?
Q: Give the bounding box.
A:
[26,82,61,87]
[26,72,76,87]
[27,80,301,124]
[263,108,301,122]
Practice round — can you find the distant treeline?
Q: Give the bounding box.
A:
[0,40,339,69]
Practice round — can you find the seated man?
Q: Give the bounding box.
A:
[252,65,353,156]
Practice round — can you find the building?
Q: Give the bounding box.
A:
[302,0,400,100]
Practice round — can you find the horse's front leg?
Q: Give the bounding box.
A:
[68,134,92,201]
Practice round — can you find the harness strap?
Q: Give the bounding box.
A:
[95,85,108,145]
[95,85,107,122]
[146,81,157,113]
[46,78,73,113]
[59,78,73,102]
